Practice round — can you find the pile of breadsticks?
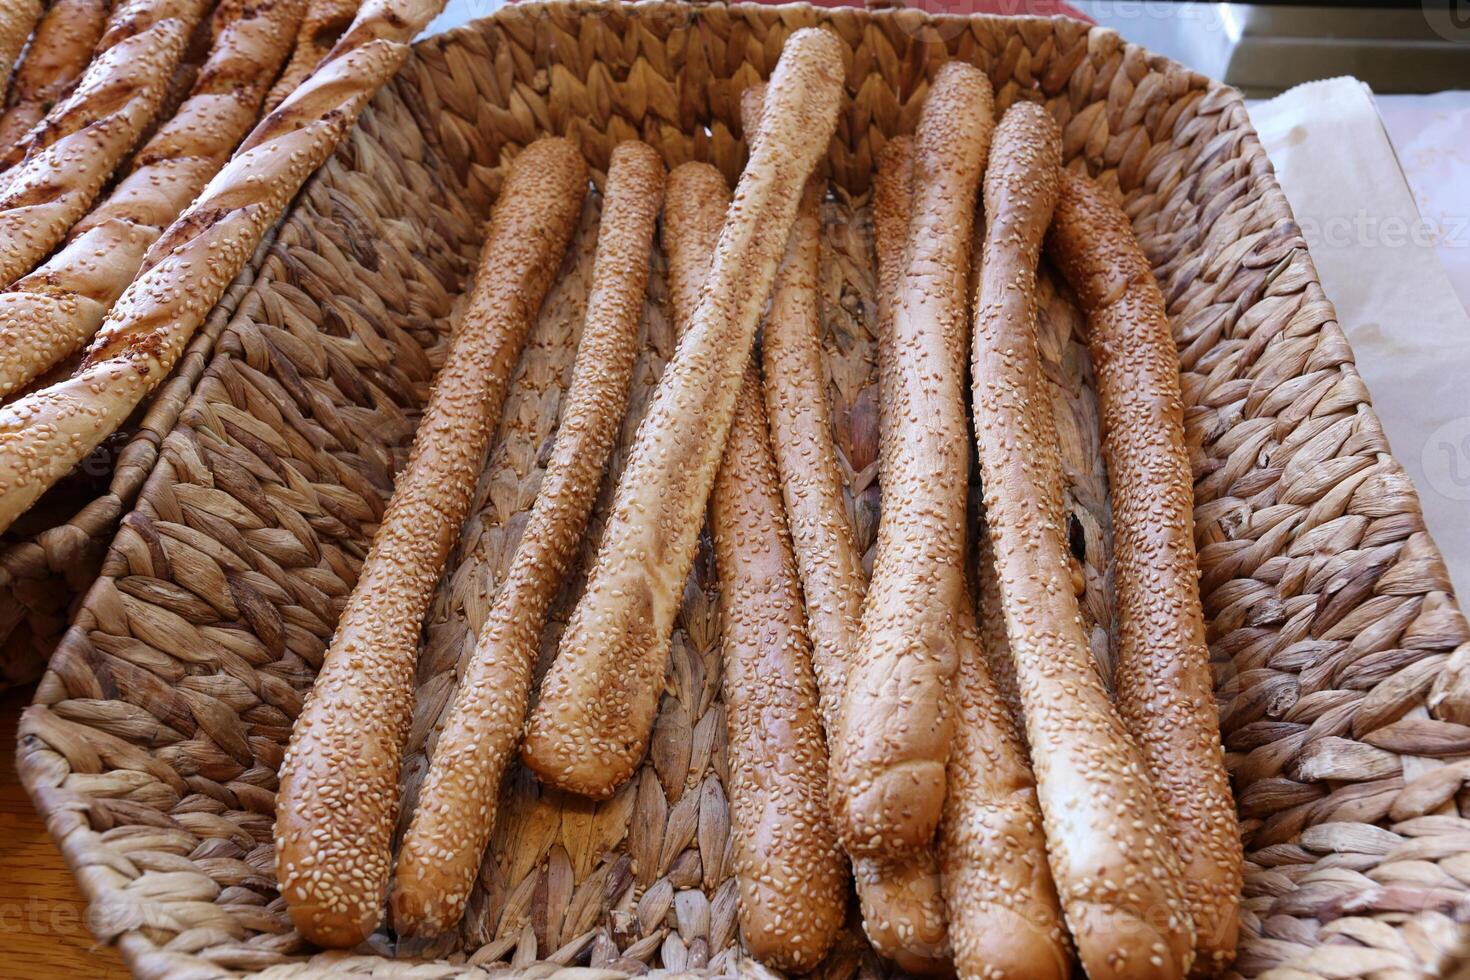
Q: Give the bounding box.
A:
[0,0,418,534]
[272,28,1245,980]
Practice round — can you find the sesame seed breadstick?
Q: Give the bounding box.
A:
[1048,168,1242,975]
[971,161,1193,980]
[938,102,1073,980]
[0,0,210,286]
[663,161,846,972]
[275,137,587,949]
[0,0,305,399]
[0,0,108,154]
[520,28,845,799]
[0,0,445,536]
[392,140,662,940]
[263,0,357,112]
[829,61,993,860]
[0,0,42,94]
[870,135,911,508]
[748,105,950,976]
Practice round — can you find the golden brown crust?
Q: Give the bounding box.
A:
[391,141,661,939]
[0,0,305,399]
[0,0,210,286]
[0,0,440,536]
[829,61,993,860]
[274,137,586,949]
[936,102,1071,980]
[971,144,1193,979]
[0,0,42,92]
[520,28,845,799]
[0,0,109,154]
[870,134,911,544]
[663,162,846,971]
[263,0,358,112]
[1048,168,1242,975]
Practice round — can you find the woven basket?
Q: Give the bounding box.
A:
[19,2,1470,976]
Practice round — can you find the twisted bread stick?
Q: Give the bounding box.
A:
[521,28,845,799]
[1048,168,1242,975]
[0,0,304,398]
[829,61,993,859]
[664,161,846,972]
[972,153,1193,980]
[0,0,42,93]
[276,137,587,948]
[263,0,357,112]
[393,141,662,939]
[0,0,446,535]
[0,0,210,285]
[939,102,1071,980]
[0,0,108,153]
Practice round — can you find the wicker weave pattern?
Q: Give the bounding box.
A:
[18,3,1470,977]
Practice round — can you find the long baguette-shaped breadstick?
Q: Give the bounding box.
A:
[0,0,108,153]
[275,137,586,949]
[972,157,1193,980]
[0,0,42,93]
[937,102,1073,980]
[0,0,211,285]
[870,135,910,574]
[749,100,949,976]
[520,28,844,799]
[392,141,662,939]
[263,0,357,112]
[0,0,446,536]
[829,61,993,859]
[1048,168,1241,975]
[664,162,846,971]
[0,0,304,398]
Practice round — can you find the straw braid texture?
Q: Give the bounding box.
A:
[11,6,1470,979]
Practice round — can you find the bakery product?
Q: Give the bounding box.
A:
[263,0,357,111]
[520,27,845,799]
[971,135,1194,980]
[392,140,662,940]
[0,0,42,96]
[0,0,108,154]
[0,0,445,536]
[828,60,993,859]
[664,160,846,972]
[0,0,211,285]
[274,136,586,949]
[0,0,305,398]
[1048,167,1242,974]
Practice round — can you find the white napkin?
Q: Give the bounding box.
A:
[1249,78,1470,599]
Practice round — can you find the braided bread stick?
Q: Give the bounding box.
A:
[1048,169,1242,975]
[0,0,108,153]
[263,0,357,111]
[747,98,949,976]
[971,151,1193,980]
[521,28,844,799]
[0,0,42,93]
[936,102,1073,980]
[829,61,993,859]
[0,0,211,285]
[663,161,846,972]
[0,0,444,535]
[276,137,587,948]
[393,141,662,939]
[0,0,304,399]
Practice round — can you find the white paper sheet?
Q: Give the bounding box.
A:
[1249,78,1470,599]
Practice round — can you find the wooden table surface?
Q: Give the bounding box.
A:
[0,685,131,978]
